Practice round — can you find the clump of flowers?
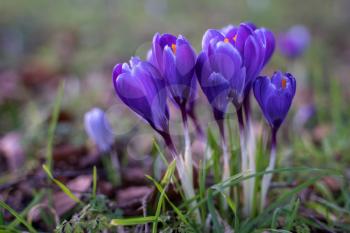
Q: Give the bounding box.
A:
[109,21,296,220]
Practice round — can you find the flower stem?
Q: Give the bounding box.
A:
[188,109,205,142]
[170,107,200,223]
[243,96,257,216]
[181,107,193,183]
[260,128,277,212]
[216,118,230,183]
[161,131,178,160]
[237,107,249,216]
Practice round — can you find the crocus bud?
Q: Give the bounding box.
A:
[84,108,114,152]
[150,33,197,108]
[253,71,296,131]
[112,57,170,137]
[278,25,310,59]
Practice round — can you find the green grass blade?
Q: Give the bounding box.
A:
[153,138,169,166]
[146,175,198,232]
[0,200,37,233]
[46,81,65,172]
[92,166,97,199]
[207,190,223,233]
[110,216,157,226]
[0,226,21,233]
[42,164,82,204]
[271,207,282,229]
[286,197,300,231]
[151,160,176,233]
[8,191,45,228]
[241,175,326,233]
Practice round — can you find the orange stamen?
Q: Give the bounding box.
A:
[171,44,176,54]
[233,34,237,42]
[282,79,287,89]
[224,38,229,43]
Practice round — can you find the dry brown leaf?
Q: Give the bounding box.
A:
[30,175,92,221]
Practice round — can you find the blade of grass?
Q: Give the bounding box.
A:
[46,81,65,173]
[207,128,221,183]
[188,167,338,216]
[0,211,3,225]
[286,197,300,231]
[271,207,282,229]
[42,164,83,204]
[316,197,350,215]
[0,201,37,233]
[198,159,207,223]
[110,216,157,226]
[207,189,223,233]
[153,138,169,166]
[92,166,97,199]
[146,175,198,232]
[0,226,21,233]
[241,175,326,233]
[151,160,176,233]
[9,190,45,228]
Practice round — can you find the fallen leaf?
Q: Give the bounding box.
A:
[30,175,92,221]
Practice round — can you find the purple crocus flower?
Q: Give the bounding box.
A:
[253,71,296,131]
[84,108,114,152]
[150,33,197,109]
[112,57,171,142]
[200,22,275,98]
[255,71,296,210]
[196,41,244,121]
[278,25,310,59]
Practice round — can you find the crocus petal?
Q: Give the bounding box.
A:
[159,33,177,48]
[204,72,230,120]
[244,34,264,86]
[265,92,293,129]
[235,23,254,56]
[152,33,163,71]
[244,22,257,31]
[176,35,196,76]
[230,67,246,108]
[113,60,169,133]
[202,29,225,54]
[114,72,152,120]
[255,28,275,66]
[209,41,242,81]
[196,52,213,87]
[224,26,239,45]
[163,45,181,99]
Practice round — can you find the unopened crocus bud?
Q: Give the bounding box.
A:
[84,108,114,152]
[112,57,175,154]
[253,71,296,131]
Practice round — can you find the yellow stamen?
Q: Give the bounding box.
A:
[282,79,287,89]
[171,43,176,54]
[233,34,237,42]
[224,38,229,43]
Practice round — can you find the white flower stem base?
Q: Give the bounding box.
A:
[260,129,277,212]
